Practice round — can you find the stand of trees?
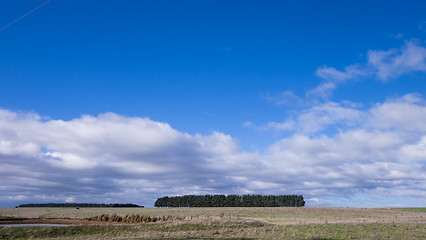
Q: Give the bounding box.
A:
[18,203,143,208]
[155,194,304,207]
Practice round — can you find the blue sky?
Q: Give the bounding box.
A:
[0,0,426,207]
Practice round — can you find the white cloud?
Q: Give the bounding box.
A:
[0,140,39,156]
[65,197,76,203]
[7,195,27,201]
[304,64,357,101]
[266,90,304,106]
[297,102,364,133]
[242,121,254,128]
[263,130,425,201]
[0,110,251,206]
[306,82,337,101]
[315,64,367,83]
[45,152,99,169]
[367,40,426,81]
[265,101,364,134]
[267,39,426,105]
[306,39,426,101]
[267,93,426,136]
[266,120,295,132]
[244,119,295,132]
[1,95,426,207]
[310,64,369,100]
[367,93,426,131]
[398,136,426,162]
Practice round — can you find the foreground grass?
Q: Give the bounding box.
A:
[0,220,424,239]
[0,219,263,239]
[1,207,425,239]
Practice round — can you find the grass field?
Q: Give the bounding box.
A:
[0,207,425,239]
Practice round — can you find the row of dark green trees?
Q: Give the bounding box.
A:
[155,194,304,207]
[18,203,143,208]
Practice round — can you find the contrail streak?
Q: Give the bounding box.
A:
[0,0,52,32]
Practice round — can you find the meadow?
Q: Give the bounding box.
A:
[0,207,425,239]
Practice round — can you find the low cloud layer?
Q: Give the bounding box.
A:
[1,94,426,207]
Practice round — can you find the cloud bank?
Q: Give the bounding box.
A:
[1,94,426,207]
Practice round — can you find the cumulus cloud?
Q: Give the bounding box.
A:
[1,95,426,207]
[264,129,426,201]
[367,93,426,131]
[265,101,364,134]
[0,111,247,206]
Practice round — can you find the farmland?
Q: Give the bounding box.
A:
[0,207,425,239]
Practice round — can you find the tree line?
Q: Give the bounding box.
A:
[18,203,143,208]
[154,194,305,207]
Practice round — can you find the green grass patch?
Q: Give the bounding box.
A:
[395,207,426,212]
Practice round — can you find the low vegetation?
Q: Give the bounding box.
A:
[86,213,184,223]
[1,220,424,239]
[0,207,424,239]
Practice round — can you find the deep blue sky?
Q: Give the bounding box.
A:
[2,1,425,134]
[1,1,426,207]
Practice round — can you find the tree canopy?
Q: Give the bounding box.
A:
[155,194,304,207]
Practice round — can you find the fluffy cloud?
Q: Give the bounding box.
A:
[0,111,247,205]
[263,128,425,204]
[1,95,426,207]
[265,101,364,134]
[367,93,426,131]
[250,94,426,205]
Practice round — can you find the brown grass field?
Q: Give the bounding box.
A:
[0,207,425,239]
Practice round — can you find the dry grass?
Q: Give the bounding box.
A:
[1,207,424,224]
[0,207,425,239]
[86,213,184,223]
